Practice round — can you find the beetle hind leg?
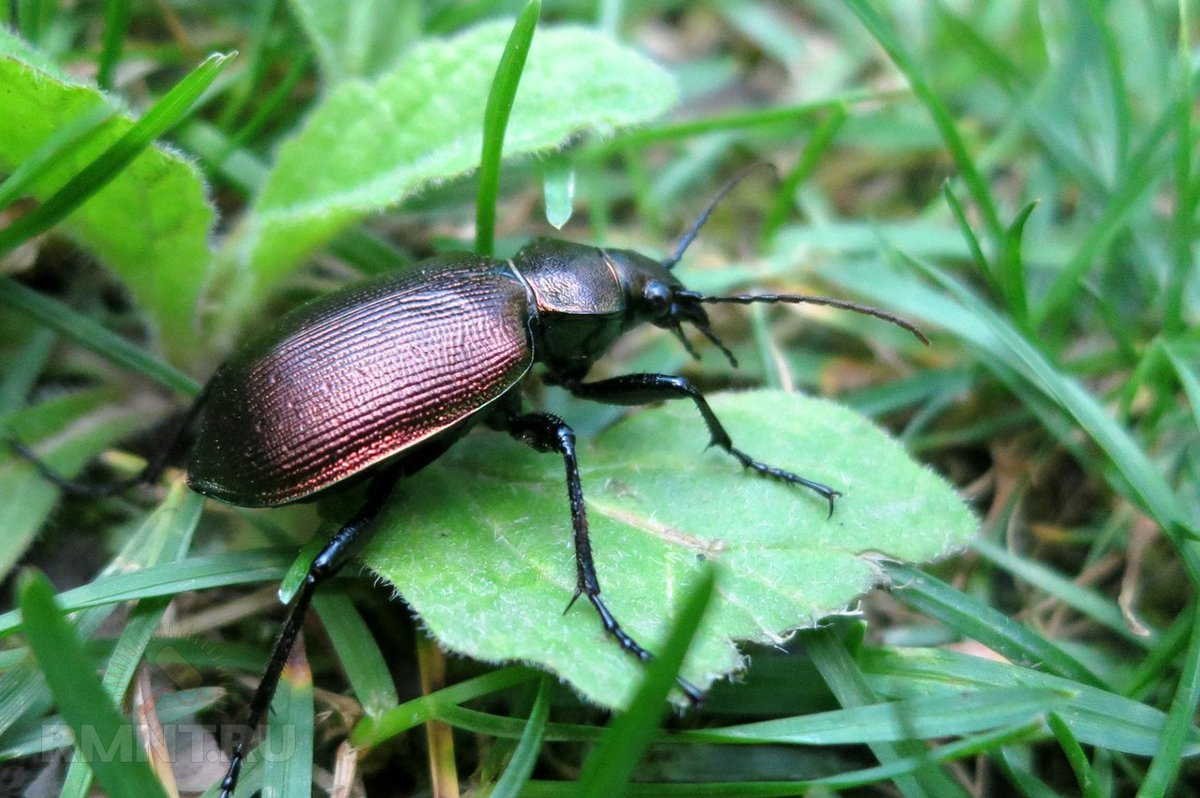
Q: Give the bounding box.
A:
[555,373,841,517]
[500,410,704,704]
[217,465,398,798]
[8,382,211,498]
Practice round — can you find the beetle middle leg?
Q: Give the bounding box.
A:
[497,409,703,704]
[554,373,841,517]
[218,465,398,798]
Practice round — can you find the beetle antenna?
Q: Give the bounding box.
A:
[677,290,930,344]
[662,163,777,270]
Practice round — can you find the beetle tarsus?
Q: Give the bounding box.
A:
[725,445,841,516]
[558,373,841,515]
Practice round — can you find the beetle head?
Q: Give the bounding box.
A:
[610,164,929,368]
[605,247,739,365]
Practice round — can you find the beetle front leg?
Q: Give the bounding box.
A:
[501,410,703,704]
[554,373,841,517]
[218,466,398,798]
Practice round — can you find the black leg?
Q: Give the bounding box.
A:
[7,382,211,498]
[218,466,397,798]
[554,373,841,517]
[500,410,703,704]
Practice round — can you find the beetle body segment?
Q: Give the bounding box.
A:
[187,240,679,507]
[188,255,533,506]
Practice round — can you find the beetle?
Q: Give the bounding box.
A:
[14,172,926,797]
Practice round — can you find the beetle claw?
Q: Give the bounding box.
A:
[562,590,584,615]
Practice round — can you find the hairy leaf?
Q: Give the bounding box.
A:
[363,391,975,709]
[216,20,676,330]
[0,29,216,358]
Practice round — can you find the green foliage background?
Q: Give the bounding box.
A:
[0,1,1197,796]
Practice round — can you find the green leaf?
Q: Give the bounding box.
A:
[217,19,677,327]
[0,31,225,358]
[362,390,976,709]
[18,569,168,798]
[288,0,419,82]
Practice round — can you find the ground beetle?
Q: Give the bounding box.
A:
[16,171,926,796]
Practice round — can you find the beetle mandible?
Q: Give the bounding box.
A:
[16,171,927,797]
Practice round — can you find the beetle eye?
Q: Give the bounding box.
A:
[643,281,672,315]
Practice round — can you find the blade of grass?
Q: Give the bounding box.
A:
[57,483,202,798]
[843,0,1002,248]
[1164,343,1200,432]
[577,566,715,798]
[971,537,1156,647]
[883,561,1106,688]
[997,746,1063,798]
[0,549,294,636]
[0,686,223,760]
[521,722,1043,796]
[679,686,1069,744]
[1138,600,1200,797]
[805,626,957,798]
[490,675,551,798]
[998,200,1037,329]
[1048,712,1100,798]
[216,0,279,128]
[222,50,312,157]
[762,105,846,242]
[0,475,193,738]
[1123,604,1195,699]
[312,591,398,719]
[900,251,1198,551]
[0,279,199,398]
[0,51,234,257]
[595,89,899,150]
[1164,0,1195,334]
[351,666,538,748]
[0,328,56,414]
[1035,101,1176,330]
[861,634,1200,757]
[474,0,540,256]
[263,638,314,798]
[96,0,131,89]
[18,569,168,798]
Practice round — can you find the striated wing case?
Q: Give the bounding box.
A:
[188,256,533,506]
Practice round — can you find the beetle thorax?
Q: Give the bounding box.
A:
[511,238,629,377]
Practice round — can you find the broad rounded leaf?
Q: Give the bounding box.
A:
[217,20,677,325]
[362,390,976,709]
[0,29,216,359]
